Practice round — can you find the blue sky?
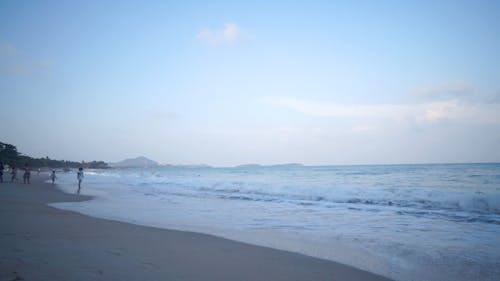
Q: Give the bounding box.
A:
[1,0,500,166]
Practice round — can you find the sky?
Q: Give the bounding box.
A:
[1,0,500,166]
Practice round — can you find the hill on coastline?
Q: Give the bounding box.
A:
[110,156,159,168]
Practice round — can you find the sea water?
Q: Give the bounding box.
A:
[50,163,500,281]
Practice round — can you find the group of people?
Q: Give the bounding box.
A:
[0,162,32,184]
[0,161,85,194]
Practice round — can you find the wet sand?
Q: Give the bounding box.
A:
[0,176,391,281]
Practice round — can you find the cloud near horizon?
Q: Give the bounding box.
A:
[196,23,246,46]
[262,96,500,131]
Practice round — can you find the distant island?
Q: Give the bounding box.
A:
[0,141,109,169]
[109,156,212,169]
[109,156,159,168]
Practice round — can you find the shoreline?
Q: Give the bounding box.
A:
[0,175,392,281]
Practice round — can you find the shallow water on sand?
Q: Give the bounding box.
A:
[51,163,500,281]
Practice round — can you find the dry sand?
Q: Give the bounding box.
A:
[0,175,392,281]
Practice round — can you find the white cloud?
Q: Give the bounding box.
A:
[413,81,500,106]
[262,96,500,127]
[412,81,474,99]
[196,23,246,46]
[351,125,378,134]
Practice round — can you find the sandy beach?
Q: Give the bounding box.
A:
[0,175,391,281]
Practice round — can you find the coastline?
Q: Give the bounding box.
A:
[0,175,391,281]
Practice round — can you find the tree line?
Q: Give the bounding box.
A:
[0,141,109,169]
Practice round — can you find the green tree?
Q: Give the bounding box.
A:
[0,141,109,169]
[0,142,20,164]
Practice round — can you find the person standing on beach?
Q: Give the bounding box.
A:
[11,165,17,182]
[50,169,57,184]
[0,161,4,183]
[23,163,31,184]
[77,167,84,193]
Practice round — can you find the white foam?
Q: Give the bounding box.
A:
[50,165,500,281]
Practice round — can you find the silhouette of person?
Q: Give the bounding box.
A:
[50,169,57,184]
[0,161,4,183]
[77,167,84,193]
[23,163,31,184]
[11,165,17,182]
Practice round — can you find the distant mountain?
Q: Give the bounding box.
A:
[110,156,159,168]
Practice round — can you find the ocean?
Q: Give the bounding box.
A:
[50,163,500,281]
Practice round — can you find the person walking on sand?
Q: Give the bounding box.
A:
[11,165,17,182]
[23,163,31,184]
[50,169,57,184]
[0,161,4,183]
[77,167,84,193]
